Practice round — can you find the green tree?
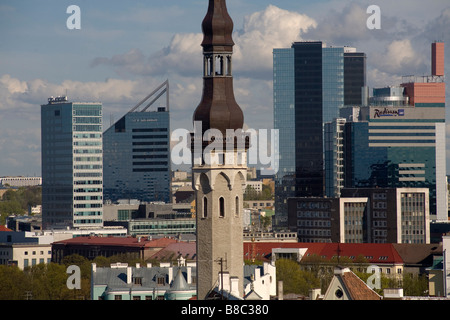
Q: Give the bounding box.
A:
[260,215,272,231]
[0,265,29,299]
[402,273,428,296]
[276,258,320,296]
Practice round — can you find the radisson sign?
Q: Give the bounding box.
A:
[373,108,405,118]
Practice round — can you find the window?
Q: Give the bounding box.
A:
[133,277,142,286]
[114,295,122,300]
[203,197,208,218]
[235,196,239,217]
[157,277,165,286]
[219,197,225,218]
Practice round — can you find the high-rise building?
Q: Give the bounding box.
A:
[273,42,366,227]
[288,187,430,244]
[41,96,103,230]
[103,81,171,203]
[191,0,248,299]
[340,42,446,221]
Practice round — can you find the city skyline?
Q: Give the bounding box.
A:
[1,0,449,176]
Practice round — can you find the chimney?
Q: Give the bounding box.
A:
[92,263,96,273]
[278,281,283,300]
[432,41,445,76]
[309,288,321,300]
[127,266,132,284]
[230,277,240,297]
[187,266,192,284]
[218,271,230,292]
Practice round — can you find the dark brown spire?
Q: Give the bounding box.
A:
[201,0,235,52]
[193,0,244,138]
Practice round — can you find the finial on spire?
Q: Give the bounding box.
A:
[201,0,235,52]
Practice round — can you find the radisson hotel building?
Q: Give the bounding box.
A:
[334,42,447,221]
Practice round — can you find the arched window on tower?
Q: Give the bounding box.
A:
[219,197,225,218]
[215,55,224,76]
[226,55,232,76]
[203,197,208,218]
[235,196,239,217]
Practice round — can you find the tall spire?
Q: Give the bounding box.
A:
[201,0,235,52]
[193,0,244,138]
[191,0,248,300]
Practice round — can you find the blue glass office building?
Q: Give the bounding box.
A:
[344,102,446,219]
[273,48,295,226]
[273,42,365,227]
[103,107,171,203]
[41,97,103,229]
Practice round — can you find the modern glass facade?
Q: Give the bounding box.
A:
[322,46,344,123]
[344,52,366,106]
[103,108,171,203]
[41,97,103,229]
[273,42,365,228]
[273,48,295,226]
[293,42,324,199]
[344,108,446,218]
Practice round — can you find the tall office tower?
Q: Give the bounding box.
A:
[344,43,446,220]
[344,45,448,221]
[273,42,366,227]
[192,0,249,299]
[103,81,171,203]
[273,48,295,227]
[41,96,103,230]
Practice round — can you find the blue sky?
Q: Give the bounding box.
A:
[1,0,450,176]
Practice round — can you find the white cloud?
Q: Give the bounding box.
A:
[304,2,370,45]
[91,5,316,80]
[233,5,317,77]
[371,39,425,75]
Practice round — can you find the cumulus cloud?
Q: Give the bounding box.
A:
[370,39,425,75]
[304,2,370,45]
[233,5,317,78]
[91,5,316,80]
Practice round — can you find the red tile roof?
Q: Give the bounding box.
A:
[244,242,404,264]
[52,236,178,248]
[0,225,13,232]
[151,242,196,260]
[340,269,382,300]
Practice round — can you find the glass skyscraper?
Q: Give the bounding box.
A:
[273,48,295,226]
[41,96,103,229]
[103,94,171,204]
[343,100,446,220]
[273,42,366,227]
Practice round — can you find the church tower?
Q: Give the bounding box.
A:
[191,0,249,300]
